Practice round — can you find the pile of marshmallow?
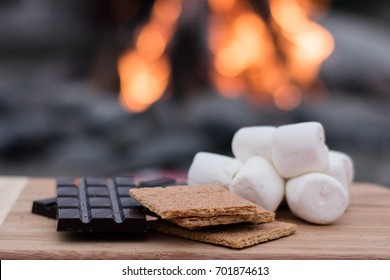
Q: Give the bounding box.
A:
[187,122,354,225]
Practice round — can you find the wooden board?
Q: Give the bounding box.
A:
[0,177,28,225]
[0,177,389,259]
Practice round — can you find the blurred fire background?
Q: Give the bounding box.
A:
[0,0,389,186]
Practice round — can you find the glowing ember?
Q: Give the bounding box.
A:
[117,0,334,112]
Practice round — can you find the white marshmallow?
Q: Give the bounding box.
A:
[232,126,276,163]
[286,173,348,224]
[328,150,354,185]
[272,122,329,178]
[325,150,354,204]
[229,156,284,212]
[187,152,242,188]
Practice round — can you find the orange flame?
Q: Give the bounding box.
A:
[117,0,182,113]
[208,0,334,110]
[118,52,170,112]
[118,0,334,112]
[270,0,334,86]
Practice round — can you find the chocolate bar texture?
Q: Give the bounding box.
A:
[56,176,146,233]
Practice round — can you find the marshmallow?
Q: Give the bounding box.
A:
[328,150,354,185]
[229,156,284,212]
[231,126,276,163]
[272,122,329,178]
[286,173,348,224]
[325,150,354,203]
[187,152,242,188]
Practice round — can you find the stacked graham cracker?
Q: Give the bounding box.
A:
[130,184,296,249]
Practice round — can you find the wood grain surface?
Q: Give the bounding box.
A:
[0,177,389,259]
[0,177,28,225]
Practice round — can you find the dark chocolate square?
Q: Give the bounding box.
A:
[85,177,106,186]
[89,197,111,208]
[57,197,79,208]
[57,208,80,219]
[31,197,57,219]
[117,186,131,197]
[87,186,109,196]
[90,208,114,219]
[120,197,141,208]
[57,187,78,197]
[114,176,136,186]
[56,177,76,186]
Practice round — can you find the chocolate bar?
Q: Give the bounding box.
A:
[32,197,57,219]
[139,177,177,187]
[56,176,147,233]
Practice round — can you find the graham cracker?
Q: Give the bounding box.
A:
[170,206,275,230]
[129,184,258,219]
[150,220,297,249]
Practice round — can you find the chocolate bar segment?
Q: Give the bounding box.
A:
[139,177,177,187]
[114,175,136,186]
[56,177,76,186]
[85,177,106,186]
[56,177,146,233]
[32,197,57,219]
